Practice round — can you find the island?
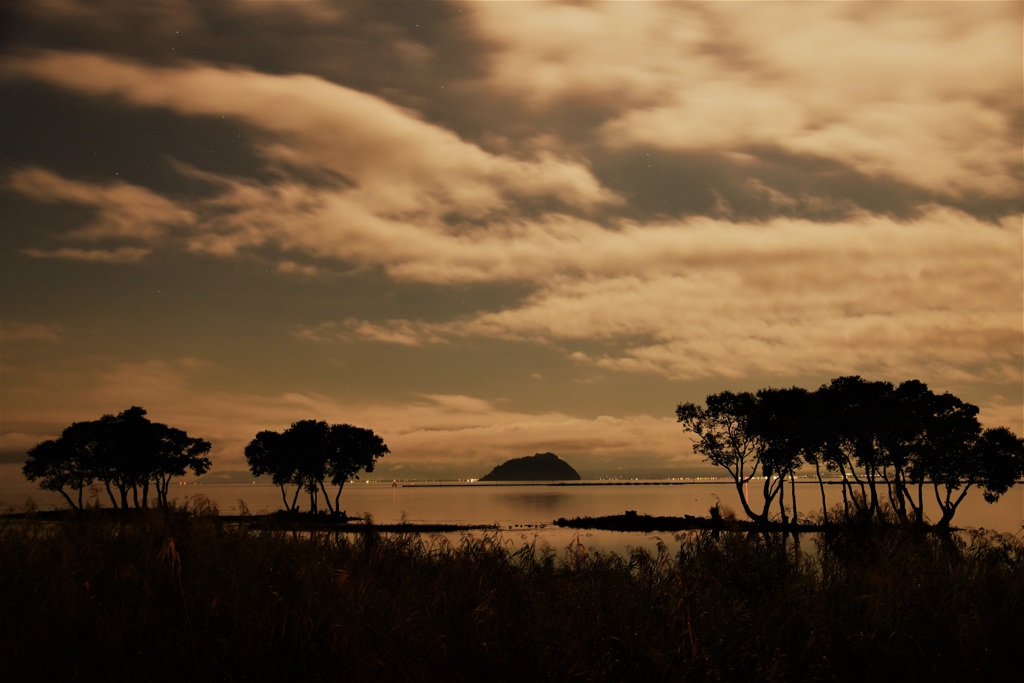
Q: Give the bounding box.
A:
[479,452,581,481]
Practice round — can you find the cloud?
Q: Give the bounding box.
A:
[0,357,689,477]
[275,261,321,277]
[468,1,715,108]
[0,321,63,344]
[469,1,1022,198]
[300,208,1023,387]
[602,92,1019,198]
[7,167,196,245]
[19,0,202,26]
[22,246,152,263]
[2,50,618,217]
[2,51,623,273]
[416,394,498,415]
[295,319,449,347]
[3,5,1020,469]
[8,353,1015,485]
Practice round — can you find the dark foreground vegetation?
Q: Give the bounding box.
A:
[2,506,1022,682]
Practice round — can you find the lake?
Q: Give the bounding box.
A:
[177,479,1024,553]
[5,477,1022,555]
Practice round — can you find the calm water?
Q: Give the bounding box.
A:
[180,479,1024,552]
[158,480,1023,532]
[5,475,1022,555]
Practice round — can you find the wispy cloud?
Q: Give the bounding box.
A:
[22,246,152,263]
[294,319,449,347]
[470,1,1022,198]
[2,50,618,217]
[298,208,1023,387]
[0,321,64,344]
[8,167,195,240]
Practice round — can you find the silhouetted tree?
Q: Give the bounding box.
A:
[245,429,301,511]
[677,391,779,523]
[150,424,213,507]
[23,434,93,510]
[878,379,936,523]
[244,420,388,514]
[324,424,389,514]
[679,377,1024,528]
[928,425,1024,527]
[793,391,838,524]
[23,407,211,509]
[95,408,152,508]
[751,387,812,524]
[819,377,896,518]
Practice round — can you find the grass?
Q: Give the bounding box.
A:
[1,503,1022,682]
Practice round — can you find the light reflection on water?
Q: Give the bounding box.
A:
[170,480,1024,555]
[5,477,1021,555]
[161,480,1021,530]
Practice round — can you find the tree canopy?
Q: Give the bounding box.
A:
[678,377,1024,527]
[23,407,212,510]
[244,420,389,514]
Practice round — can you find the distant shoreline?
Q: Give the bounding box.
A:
[399,480,907,487]
[401,480,707,487]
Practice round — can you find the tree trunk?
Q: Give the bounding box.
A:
[905,479,929,528]
[847,469,868,515]
[104,481,119,508]
[865,471,880,518]
[915,481,925,524]
[776,477,788,525]
[933,483,970,529]
[789,472,798,524]
[307,479,318,514]
[837,469,851,519]
[733,478,763,522]
[319,480,335,515]
[895,471,909,523]
[813,462,828,525]
[334,482,345,515]
[56,488,79,510]
[883,466,905,522]
[760,476,783,523]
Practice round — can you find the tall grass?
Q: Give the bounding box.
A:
[1,506,1021,682]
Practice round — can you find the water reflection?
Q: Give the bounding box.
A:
[506,492,569,510]
[5,478,1021,553]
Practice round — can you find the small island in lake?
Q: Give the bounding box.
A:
[480,452,581,481]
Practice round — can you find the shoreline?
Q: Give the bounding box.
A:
[3,507,976,535]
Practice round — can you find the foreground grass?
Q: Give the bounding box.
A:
[1,508,1022,682]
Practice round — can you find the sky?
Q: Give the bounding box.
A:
[1,0,1022,495]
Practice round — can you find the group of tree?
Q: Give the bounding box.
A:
[244,420,389,515]
[22,407,212,510]
[24,409,389,515]
[677,376,1024,528]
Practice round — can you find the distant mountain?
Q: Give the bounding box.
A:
[479,452,581,481]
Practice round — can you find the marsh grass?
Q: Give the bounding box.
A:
[1,506,1021,682]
